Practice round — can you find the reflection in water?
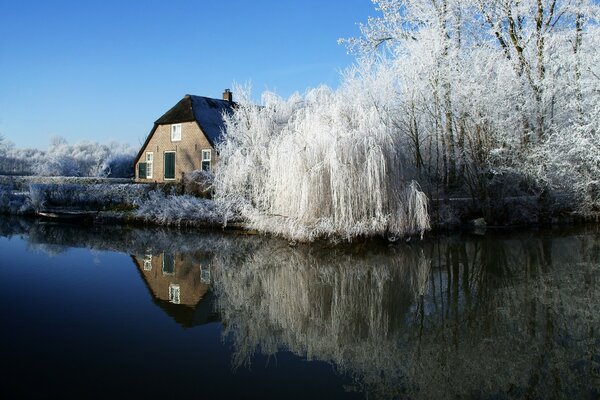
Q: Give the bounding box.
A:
[210,233,599,399]
[131,252,217,327]
[4,216,599,399]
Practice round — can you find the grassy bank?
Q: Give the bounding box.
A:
[0,176,598,238]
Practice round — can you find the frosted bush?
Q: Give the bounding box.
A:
[98,153,135,178]
[135,190,224,226]
[35,155,81,177]
[183,170,214,198]
[27,183,150,210]
[529,113,600,215]
[28,184,47,211]
[0,185,33,215]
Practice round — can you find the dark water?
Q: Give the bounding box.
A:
[0,218,598,399]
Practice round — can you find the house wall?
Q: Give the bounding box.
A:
[135,121,219,183]
[133,253,210,307]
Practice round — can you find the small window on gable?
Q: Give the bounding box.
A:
[201,149,212,171]
[171,124,182,141]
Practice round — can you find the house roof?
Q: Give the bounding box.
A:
[135,94,235,165]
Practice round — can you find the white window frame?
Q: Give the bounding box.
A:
[143,254,153,271]
[201,149,212,171]
[200,266,211,284]
[171,124,182,142]
[164,151,176,181]
[168,284,181,304]
[145,152,153,179]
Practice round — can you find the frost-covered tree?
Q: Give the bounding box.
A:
[0,134,11,153]
[341,0,600,214]
[215,83,430,241]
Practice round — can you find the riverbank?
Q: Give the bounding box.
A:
[0,178,242,231]
[1,178,598,240]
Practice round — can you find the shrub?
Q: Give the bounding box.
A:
[134,190,224,226]
[183,170,214,198]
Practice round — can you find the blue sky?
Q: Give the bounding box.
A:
[0,0,375,149]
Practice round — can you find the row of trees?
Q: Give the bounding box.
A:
[215,0,600,240]
[344,0,600,213]
[0,135,135,178]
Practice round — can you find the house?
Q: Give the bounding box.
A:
[134,90,234,182]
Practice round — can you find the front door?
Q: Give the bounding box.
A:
[164,152,175,180]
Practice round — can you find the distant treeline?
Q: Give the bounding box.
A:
[0,136,135,178]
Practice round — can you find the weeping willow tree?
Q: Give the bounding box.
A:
[214,75,430,242]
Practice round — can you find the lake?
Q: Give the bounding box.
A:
[0,217,598,399]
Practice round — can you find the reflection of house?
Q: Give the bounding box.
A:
[134,90,235,183]
[131,252,218,328]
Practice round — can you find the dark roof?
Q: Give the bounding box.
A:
[154,96,196,125]
[135,94,235,165]
[189,95,234,146]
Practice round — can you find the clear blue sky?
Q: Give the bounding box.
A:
[0,0,376,149]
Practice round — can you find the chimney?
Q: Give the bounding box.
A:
[223,88,233,103]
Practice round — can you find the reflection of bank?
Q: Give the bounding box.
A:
[132,252,218,328]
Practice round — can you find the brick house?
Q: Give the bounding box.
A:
[134,90,234,182]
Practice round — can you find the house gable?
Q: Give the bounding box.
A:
[135,121,217,182]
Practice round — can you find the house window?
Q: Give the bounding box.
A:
[162,253,175,276]
[171,124,182,141]
[145,152,153,179]
[201,149,212,171]
[168,284,180,304]
[164,151,176,180]
[143,254,153,271]
[200,267,211,284]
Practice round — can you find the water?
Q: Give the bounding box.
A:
[0,217,598,399]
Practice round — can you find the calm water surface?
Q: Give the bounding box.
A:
[0,218,598,399]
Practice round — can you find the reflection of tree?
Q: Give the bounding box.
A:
[213,231,600,399]
[213,242,430,372]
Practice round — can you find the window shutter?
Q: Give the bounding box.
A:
[163,253,175,274]
[138,162,147,178]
